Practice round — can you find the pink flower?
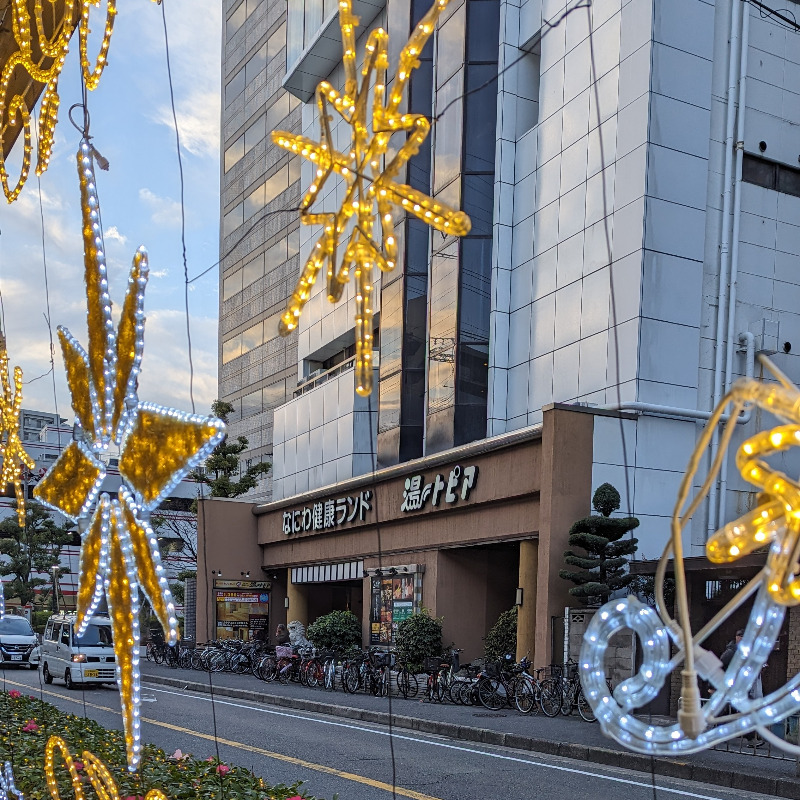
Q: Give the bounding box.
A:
[287,796,303,800]
[170,749,189,761]
[73,761,83,772]
[21,720,38,732]
[205,756,215,762]
[216,765,230,776]
[8,691,21,699]
[28,695,35,700]
[123,796,145,800]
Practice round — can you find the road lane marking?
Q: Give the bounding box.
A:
[2,678,441,800]
[140,686,755,800]
[6,677,766,800]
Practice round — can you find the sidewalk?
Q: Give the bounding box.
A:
[140,661,800,798]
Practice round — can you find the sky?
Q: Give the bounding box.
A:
[0,0,221,419]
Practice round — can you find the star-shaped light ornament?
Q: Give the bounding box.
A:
[0,348,36,528]
[272,0,471,396]
[0,345,36,620]
[34,138,226,771]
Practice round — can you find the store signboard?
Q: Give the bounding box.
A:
[400,464,478,513]
[370,574,415,645]
[214,579,270,590]
[282,490,373,535]
[214,584,270,640]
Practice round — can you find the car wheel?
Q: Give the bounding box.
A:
[43,663,53,684]
[64,669,77,690]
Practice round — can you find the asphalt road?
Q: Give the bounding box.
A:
[0,667,782,800]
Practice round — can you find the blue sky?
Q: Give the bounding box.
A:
[0,0,221,418]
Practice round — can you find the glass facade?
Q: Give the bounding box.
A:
[378,0,435,466]
[427,0,499,453]
[219,0,303,499]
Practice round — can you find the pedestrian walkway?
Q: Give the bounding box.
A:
[140,661,800,798]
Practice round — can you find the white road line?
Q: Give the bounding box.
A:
[143,684,751,800]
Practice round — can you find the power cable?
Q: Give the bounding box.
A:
[746,0,800,31]
[160,0,195,413]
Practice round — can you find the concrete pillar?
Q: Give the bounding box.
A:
[286,578,309,626]
[517,539,539,661]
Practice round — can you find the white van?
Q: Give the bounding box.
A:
[41,614,115,689]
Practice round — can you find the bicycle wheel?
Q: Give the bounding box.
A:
[561,684,575,716]
[307,661,323,688]
[577,689,596,722]
[448,680,464,704]
[396,669,417,699]
[342,664,361,693]
[261,655,278,682]
[539,678,562,717]
[514,678,536,714]
[477,677,504,711]
[324,659,336,691]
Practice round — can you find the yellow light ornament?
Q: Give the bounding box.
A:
[0,348,36,528]
[45,735,169,800]
[34,139,225,771]
[0,0,160,203]
[272,0,471,396]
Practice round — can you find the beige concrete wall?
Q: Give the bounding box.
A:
[196,497,261,642]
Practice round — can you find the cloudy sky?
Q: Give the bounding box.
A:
[0,0,221,419]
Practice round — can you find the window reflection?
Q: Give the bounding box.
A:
[223,203,243,237]
[223,269,243,302]
[224,135,244,172]
[225,69,245,108]
[433,73,462,193]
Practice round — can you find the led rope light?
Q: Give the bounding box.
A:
[580,355,800,755]
[0,760,22,800]
[0,349,36,527]
[272,0,471,396]
[44,736,169,800]
[34,139,225,770]
[0,0,158,203]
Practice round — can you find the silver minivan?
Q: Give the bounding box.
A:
[0,615,40,668]
[41,613,115,689]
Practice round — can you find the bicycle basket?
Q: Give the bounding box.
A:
[372,652,395,668]
[275,645,294,659]
[567,661,579,680]
[423,657,443,673]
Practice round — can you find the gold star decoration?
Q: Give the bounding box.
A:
[272,0,471,396]
[0,347,35,527]
[34,138,225,771]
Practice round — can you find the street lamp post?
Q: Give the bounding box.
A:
[50,566,59,613]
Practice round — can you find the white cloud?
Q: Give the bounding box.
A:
[139,188,183,228]
[153,89,220,160]
[105,226,128,246]
[149,269,169,279]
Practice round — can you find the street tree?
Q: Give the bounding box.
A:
[191,400,270,498]
[0,501,76,606]
[559,483,639,606]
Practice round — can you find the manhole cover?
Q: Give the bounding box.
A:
[472,713,507,718]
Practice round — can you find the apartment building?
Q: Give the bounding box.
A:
[207,0,800,669]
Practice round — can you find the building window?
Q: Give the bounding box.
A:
[225,68,245,108]
[742,153,800,199]
[224,135,245,172]
[226,1,246,38]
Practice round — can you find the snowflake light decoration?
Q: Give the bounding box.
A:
[580,356,800,757]
[34,138,225,771]
[272,0,471,396]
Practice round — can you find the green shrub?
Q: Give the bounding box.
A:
[394,609,443,671]
[484,607,517,663]
[0,690,321,799]
[32,610,51,634]
[307,610,362,652]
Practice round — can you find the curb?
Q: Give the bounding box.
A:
[141,672,800,799]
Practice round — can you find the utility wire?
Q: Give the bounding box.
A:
[160,0,195,413]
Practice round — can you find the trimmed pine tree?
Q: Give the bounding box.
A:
[559,483,639,606]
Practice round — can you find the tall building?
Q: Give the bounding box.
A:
[219,0,303,500]
[205,0,800,674]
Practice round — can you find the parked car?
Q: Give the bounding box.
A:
[41,613,115,689]
[0,615,40,669]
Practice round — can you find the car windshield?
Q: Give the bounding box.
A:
[0,617,34,636]
[75,624,113,647]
